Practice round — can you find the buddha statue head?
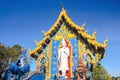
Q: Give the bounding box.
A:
[61,38,66,47]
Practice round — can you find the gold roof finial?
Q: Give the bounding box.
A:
[42,30,47,36]
[103,38,108,49]
[81,23,85,30]
[61,2,65,10]
[104,38,108,44]
[92,31,96,36]
[34,40,39,46]
[91,31,96,40]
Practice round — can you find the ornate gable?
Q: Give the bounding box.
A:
[28,8,107,59]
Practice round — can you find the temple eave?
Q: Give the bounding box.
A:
[29,37,107,58]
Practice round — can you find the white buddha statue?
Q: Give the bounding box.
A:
[58,38,69,78]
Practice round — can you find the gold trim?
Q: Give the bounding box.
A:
[46,41,52,80]
[53,23,76,40]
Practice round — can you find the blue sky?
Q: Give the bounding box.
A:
[0,0,120,76]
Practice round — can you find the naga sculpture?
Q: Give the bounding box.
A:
[2,48,30,80]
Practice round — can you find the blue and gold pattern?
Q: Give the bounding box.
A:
[51,40,60,79]
[70,38,78,77]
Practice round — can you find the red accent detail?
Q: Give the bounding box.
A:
[64,39,71,80]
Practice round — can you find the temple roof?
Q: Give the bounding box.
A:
[28,8,108,59]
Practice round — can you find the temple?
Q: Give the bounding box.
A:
[28,8,107,80]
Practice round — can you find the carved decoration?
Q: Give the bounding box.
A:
[76,58,86,80]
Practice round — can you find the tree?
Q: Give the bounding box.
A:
[112,76,120,80]
[92,63,111,80]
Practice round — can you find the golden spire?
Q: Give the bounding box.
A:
[61,2,64,10]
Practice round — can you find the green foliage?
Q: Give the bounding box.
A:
[112,77,120,80]
[0,43,22,78]
[92,64,111,80]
